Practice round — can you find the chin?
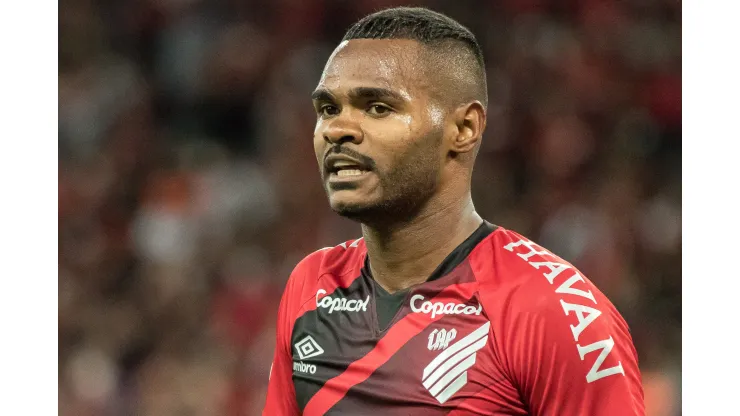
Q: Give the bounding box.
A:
[330,199,369,218]
[328,194,380,222]
[332,188,435,226]
[330,195,418,226]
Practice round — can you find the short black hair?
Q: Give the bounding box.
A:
[342,7,487,107]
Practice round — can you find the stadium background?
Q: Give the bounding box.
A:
[58,0,681,414]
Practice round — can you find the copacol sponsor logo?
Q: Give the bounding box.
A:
[293,335,324,375]
[315,289,370,314]
[410,295,482,319]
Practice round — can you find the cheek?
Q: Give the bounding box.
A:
[365,124,412,174]
[381,142,438,185]
[365,114,414,152]
[427,105,445,127]
[313,125,325,161]
[396,127,444,174]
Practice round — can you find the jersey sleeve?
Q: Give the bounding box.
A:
[263,256,316,416]
[504,284,645,416]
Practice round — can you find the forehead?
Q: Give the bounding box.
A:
[317,39,428,96]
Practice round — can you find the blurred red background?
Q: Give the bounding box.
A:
[58,0,681,414]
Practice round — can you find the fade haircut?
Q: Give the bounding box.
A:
[342,7,487,108]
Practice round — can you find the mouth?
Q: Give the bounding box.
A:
[325,155,372,183]
[327,166,371,182]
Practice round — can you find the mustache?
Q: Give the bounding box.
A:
[323,146,377,170]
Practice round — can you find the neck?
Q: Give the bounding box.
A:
[361,192,482,293]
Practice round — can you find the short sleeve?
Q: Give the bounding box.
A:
[262,258,313,416]
[504,286,645,416]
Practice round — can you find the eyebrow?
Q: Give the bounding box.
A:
[311,89,335,102]
[311,87,408,103]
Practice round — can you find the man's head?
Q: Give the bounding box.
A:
[312,7,487,224]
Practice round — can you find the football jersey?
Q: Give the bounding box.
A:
[263,222,645,415]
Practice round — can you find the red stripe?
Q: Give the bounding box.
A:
[296,243,367,318]
[303,282,479,415]
[445,387,503,416]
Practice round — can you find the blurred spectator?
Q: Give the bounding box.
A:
[59,0,681,414]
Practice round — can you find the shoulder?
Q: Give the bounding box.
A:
[472,226,630,341]
[290,237,366,283]
[473,227,637,380]
[282,237,367,308]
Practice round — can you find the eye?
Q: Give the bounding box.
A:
[367,104,392,116]
[319,104,339,117]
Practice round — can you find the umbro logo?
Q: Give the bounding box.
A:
[422,321,490,404]
[295,335,324,360]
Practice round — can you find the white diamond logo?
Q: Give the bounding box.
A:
[294,335,325,360]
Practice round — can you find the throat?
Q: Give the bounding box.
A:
[366,240,451,294]
[371,267,432,294]
[362,210,487,294]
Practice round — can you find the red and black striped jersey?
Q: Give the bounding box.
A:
[263,222,645,415]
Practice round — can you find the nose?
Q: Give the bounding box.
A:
[322,114,363,145]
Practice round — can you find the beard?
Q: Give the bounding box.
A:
[328,127,444,226]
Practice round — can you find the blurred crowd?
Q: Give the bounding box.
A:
[58,0,681,414]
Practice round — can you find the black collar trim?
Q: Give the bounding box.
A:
[363,220,498,294]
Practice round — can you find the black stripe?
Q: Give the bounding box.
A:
[291,273,376,411]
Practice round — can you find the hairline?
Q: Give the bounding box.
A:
[328,37,486,111]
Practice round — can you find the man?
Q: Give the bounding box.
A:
[263,7,644,415]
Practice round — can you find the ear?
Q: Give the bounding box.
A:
[450,101,486,155]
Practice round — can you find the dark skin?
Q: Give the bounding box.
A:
[312,38,486,294]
